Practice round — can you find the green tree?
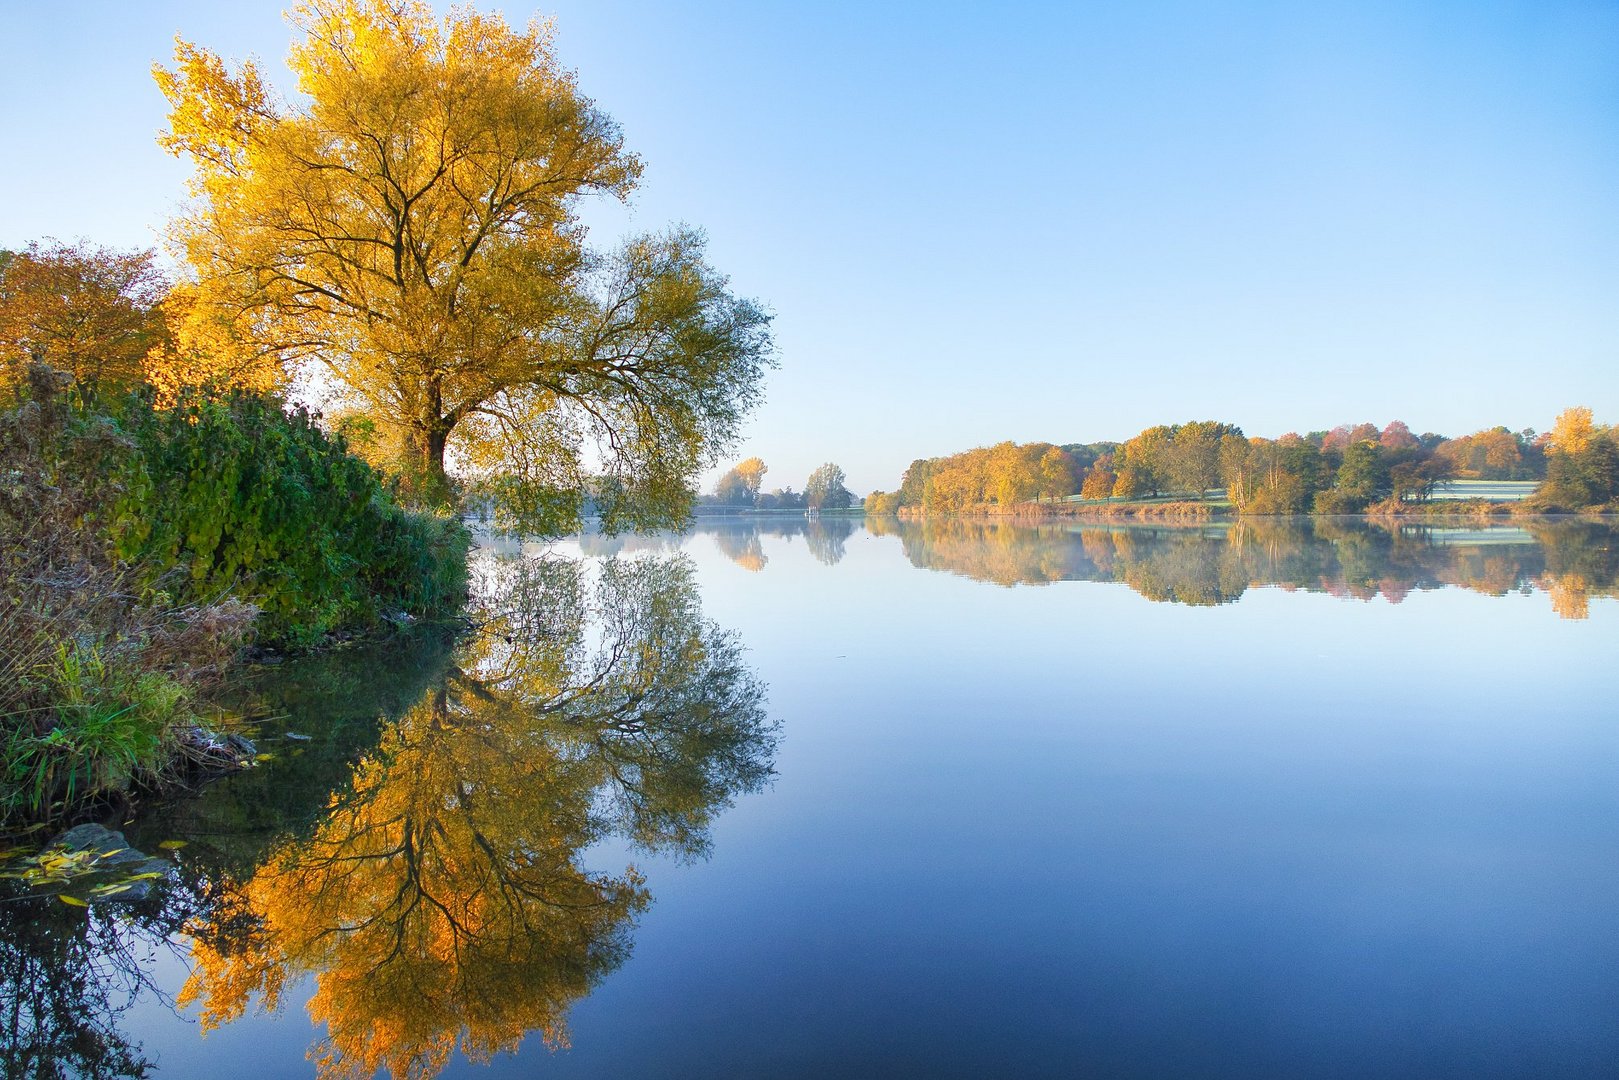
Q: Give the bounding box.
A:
[1318,439,1391,511]
[804,462,852,510]
[1166,420,1242,498]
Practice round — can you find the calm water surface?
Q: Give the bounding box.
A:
[6,518,1618,1079]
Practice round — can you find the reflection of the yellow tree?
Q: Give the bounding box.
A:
[180,557,773,1079]
[712,527,767,571]
[1528,521,1619,620]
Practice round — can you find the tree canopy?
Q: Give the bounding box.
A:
[0,241,168,390]
[805,462,852,510]
[713,457,767,506]
[155,0,773,530]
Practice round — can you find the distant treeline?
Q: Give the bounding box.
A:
[865,410,1618,515]
[700,458,854,511]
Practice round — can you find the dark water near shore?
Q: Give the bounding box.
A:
[5,517,1618,1078]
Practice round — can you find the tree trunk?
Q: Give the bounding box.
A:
[404,422,455,508]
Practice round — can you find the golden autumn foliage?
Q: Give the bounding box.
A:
[1548,407,1596,456]
[155,0,772,524]
[143,283,282,401]
[0,241,167,390]
[1432,427,1528,480]
[0,241,280,400]
[897,441,1079,513]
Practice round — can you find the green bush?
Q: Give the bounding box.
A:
[1,368,256,824]
[1312,488,1368,515]
[0,366,470,824]
[108,388,469,646]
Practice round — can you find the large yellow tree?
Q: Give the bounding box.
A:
[155,0,772,527]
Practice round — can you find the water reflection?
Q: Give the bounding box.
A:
[0,901,162,1078]
[177,556,771,1078]
[861,517,1619,615]
[704,515,857,569]
[0,554,772,1080]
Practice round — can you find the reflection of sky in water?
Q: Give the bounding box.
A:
[106,522,1619,1077]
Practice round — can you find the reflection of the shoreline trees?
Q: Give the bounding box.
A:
[169,555,773,1079]
[0,901,163,1079]
[868,517,1619,617]
[704,515,856,569]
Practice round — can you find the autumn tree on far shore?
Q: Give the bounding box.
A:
[1533,407,1618,510]
[714,457,767,506]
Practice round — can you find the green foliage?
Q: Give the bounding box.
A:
[1,364,469,824]
[1059,441,1120,473]
[4,644,183,820]
[108,388,469,646]
[1313,487,1369,514]
[805,462,853,510]
[1335,440,1392,502]
[1532,431,1619,511]
[0,366,257,826]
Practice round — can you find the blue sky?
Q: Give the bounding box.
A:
[3,1,1616,493]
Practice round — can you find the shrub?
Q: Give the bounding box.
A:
[0,365,469,823]
[108,386,469,646]
[0,366,254,824]
[1312,488,1368,515]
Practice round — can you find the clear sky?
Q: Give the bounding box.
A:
[3,0,1616,494]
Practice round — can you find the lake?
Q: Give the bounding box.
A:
[4,516,1617,1078]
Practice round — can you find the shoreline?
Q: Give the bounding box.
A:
[879,501,1616,523]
